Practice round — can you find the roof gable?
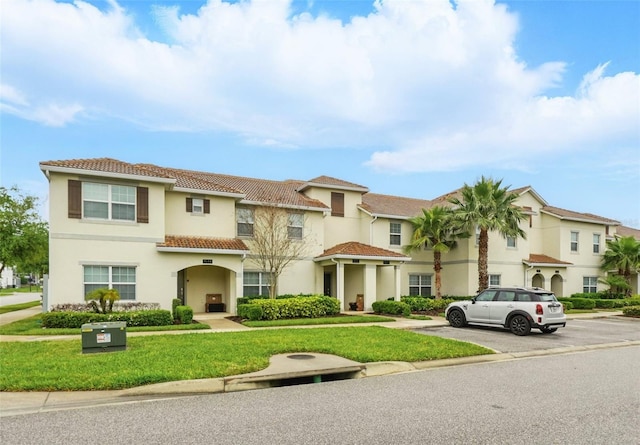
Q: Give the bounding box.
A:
[541,206,620,226]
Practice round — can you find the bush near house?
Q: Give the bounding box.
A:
[175,305,193,324]
[41,310,173,328]
[237,295,340,321]
[236,294,317,305]
[401,296,454,312]
[372,300,411,317]
[571,292,627,300]
[622,306,640,317]
[558,296,640,310]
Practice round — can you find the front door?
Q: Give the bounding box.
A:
[324,273,332,296]
[177,269,186,305]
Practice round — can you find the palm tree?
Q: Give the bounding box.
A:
[601,235,640,297]
[449,176,527,293]
[404,206,468,299]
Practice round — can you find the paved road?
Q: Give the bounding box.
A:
[1,346,638,445]
[0,292,41,307]
[414,317,640,353]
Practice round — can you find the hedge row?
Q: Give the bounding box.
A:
[622,306,640,317]
[237,296,340,321]
[236,294,318,306]
[371,300,411,317]
[400,297,454,312]
[570,292,638,300]
[558,297,640,310]
[41,310,173,328]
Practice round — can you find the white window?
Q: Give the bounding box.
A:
[237,207,254,237]
[583,276,598,293]
[243,272,271,296]
[288,213,304,239]
[506,236,516,248]
[390,222,402,246]
[489,274,501,286]
[84,265,136,300]
[83,182,135,221]
[570,231,579,252]
[593,234,601,254]
[192,198,204,214]
[409,274,432,296]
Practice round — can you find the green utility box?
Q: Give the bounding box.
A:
[81,322,127,353]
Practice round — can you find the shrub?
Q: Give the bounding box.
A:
[401,296,453,312]
[172,299,182,320]
[175,305,193,324]
[624,298,640,307]
[237,304,263,321]
[594,299,626,309]
[372,300,411,317]
[567,298,596,310]
[42,310,173,328]
[238,296,340,321]
[561,301,573,311]
[622,306,640,317]
[85,288,120,314]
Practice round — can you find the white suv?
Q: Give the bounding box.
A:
[445,287,566,336]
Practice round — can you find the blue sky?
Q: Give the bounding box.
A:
[1,0,639,228]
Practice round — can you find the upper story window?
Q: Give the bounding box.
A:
[68,180,148,223]
[237,207,254,237]
[331,192,344,217]
[288,212,304,239]
[83,182,135,221]
[570,231,579,252]
[592,233,601,254]
[506,236,516,248]
[489,274,501,286]
[186,197,210,215]
[390,221,402,246]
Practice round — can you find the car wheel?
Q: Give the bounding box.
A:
[509,315,531,336]
[540,327,557,334]
[448,309,467,328]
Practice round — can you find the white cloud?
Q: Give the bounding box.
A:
[1,0,638,171]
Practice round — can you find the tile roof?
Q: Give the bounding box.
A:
[616,225,640,240]
[541,206,620,225]
[360,193,432,218]
[316,241,409,259]
[40,158,172,179]
[524,254,573,266]
[137,164,243,195]
[305,175,369,192]
[157,235,249,251]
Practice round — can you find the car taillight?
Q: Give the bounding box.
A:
[536,304,543,315]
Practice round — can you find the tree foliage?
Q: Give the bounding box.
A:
[249,205,310,299]
[601,235,640,297]
[449,177,527,293]
[0,186,49,277]
[85,287,120,314]
[404,206,469,299]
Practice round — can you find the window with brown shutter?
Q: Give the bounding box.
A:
[331,192,344,217]
[136,187,149,223]
[68,179,82,219]
[203,199,210,214]
[186,197,193,212]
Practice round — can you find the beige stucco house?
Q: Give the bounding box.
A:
[39,158,637,314]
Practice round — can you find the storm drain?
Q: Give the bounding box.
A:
[287,354,315,360]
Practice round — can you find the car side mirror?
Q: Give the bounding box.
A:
[471,297,476,304]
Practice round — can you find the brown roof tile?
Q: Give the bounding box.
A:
[317,241,408,259]
[615,225,640,240]
[360,193,432,218]
[542,206,620,225]
[525,254,572,265]
[40,158,172,179]
[306,175,369,191]
[157,235,249,251]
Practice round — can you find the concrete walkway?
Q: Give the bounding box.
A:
[0,306,632,417]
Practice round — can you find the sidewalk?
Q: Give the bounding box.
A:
[0,306,631,417]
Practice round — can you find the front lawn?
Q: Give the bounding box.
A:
[0,301,41,314]
[241,315,394,327]
[0,327,493,391]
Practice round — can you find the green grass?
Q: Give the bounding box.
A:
[0,326,493,391]
[0,315,210,336]
[0,301,41,314]
[242,315,394,327]
[0,287,42,296]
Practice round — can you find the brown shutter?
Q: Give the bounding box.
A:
[137,187,149,223]
[68,180,81,219]
[331,192,344,217]
[204,199,210,214]
[186,197,193,212]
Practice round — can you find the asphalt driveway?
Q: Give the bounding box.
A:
[414,316,640,353]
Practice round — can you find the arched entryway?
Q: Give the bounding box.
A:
[551,274,564,297]
[531,273,545,289]
[177,264,235,313]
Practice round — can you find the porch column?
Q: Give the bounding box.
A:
[363,264,377,310]
[335,261,345,311]
[394,265,402,301]
[232,269,243,315]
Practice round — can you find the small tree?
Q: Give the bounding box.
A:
[249,205,310,299]
[85,288,120,314]
[0,186,49,277]
[601,235,640,297]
